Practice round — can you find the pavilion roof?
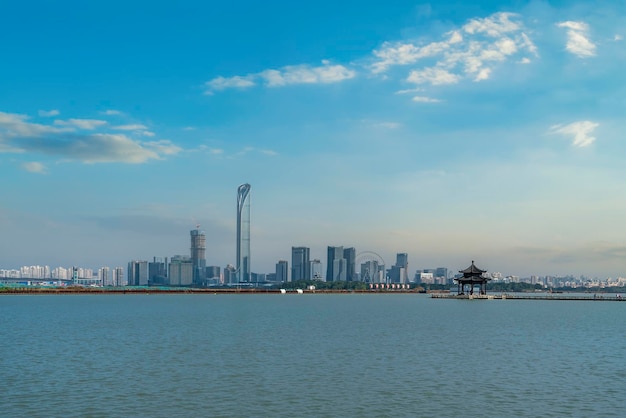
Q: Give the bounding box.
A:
[454,276,491,283]
[459,261,487,275]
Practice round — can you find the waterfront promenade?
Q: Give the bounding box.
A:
[0,287,421,295]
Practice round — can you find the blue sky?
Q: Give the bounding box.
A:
[1,1,625,278]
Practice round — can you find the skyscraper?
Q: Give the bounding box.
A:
[343,247,356,281]
[310,259,323,280]
[236,183,251,283]
[291,246,310,281]
[326,246,346,281]
[388,253,408,284]
[190,228,206,284]
[276,260,289,282]
[127,260,148,286]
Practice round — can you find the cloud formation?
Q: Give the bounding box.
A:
[557,21,596,57]
[22,161,47,174]
[54,118,108,130]
[372,12,537,88]
[549,121,599,147]
[205,61,355,94]
[0,111,181,164]
[38,109,60,117]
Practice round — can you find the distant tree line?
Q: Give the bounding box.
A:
[276,280,426,291]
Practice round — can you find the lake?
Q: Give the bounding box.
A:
[1,294,624,417]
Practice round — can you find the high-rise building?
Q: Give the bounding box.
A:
[113,267,125,286]
[291,247,310,281]
[169,256,193,286]
[361,260,385,283]
[326,246,346,281]
[310,259,323,281]
[435,267,448,283]
[388,253,408,284]
[343,247,356,281]
[236,183,251,283]
[190,228,206,284]
[205,266,220,279]
[149,257,168,285]
[224,264,236,284]
[128,260,148,286]
[276,260,289,282]
[98,267,110,286]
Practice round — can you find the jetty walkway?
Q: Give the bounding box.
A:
[431,293,624,301]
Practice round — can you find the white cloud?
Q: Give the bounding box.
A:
[412,96,442,103]
[54,118,108,130]
[371,38,454,74]
[550,121,599,147]
[260,149,278,156]
[474,68,491,81]
[371,121,402,129]
[557,21,596,57]
[395,88,423,95]
[260,62,355,86]
[102,109,124,116]
[205,75,255,93]
[143,140,182,157]
[205,61,355,93]
[1,110,181,164]
[22,161,47,174]
[371,11,537,96]
[462,12,521,37]
[519,57,531,64]
[0,111,70,136]
[38,109,60,117]
[113,124,148,131]
[615,34,623,41]
[407,67,460,85]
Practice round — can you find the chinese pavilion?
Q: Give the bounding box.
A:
[455,261,490,295]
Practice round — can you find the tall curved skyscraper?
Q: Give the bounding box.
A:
[236,183,251,283]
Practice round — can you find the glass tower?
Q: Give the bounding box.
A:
[291,246,310,281]
[236,183,251,282]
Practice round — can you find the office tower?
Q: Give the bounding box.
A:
[128,260,148,286]
[388,253,408,284]
[291,247,310,281]
[326,246,346,281]
[310,259,323,280]
[360,260,383,283]
[236,183,251,283]
[149,257,168,285]
[276,260,289,282]
[190,228,206,284]
[224,264,236,284]
[205,266,220,279]
[435,267,448,283]
[169,256,193,286]
[343,247,356,281]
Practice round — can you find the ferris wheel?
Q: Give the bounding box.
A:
[355,251,386,283]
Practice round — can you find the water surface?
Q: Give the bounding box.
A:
[2,294,624,417]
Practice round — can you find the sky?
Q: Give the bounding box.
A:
[1,0,625,278]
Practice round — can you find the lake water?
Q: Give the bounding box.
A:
[1,294,624,417]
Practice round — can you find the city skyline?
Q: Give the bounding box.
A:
[1,1,625,278]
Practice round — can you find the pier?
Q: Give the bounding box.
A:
[431,293,625,301]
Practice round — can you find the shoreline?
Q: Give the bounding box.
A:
[0,287,422,295]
